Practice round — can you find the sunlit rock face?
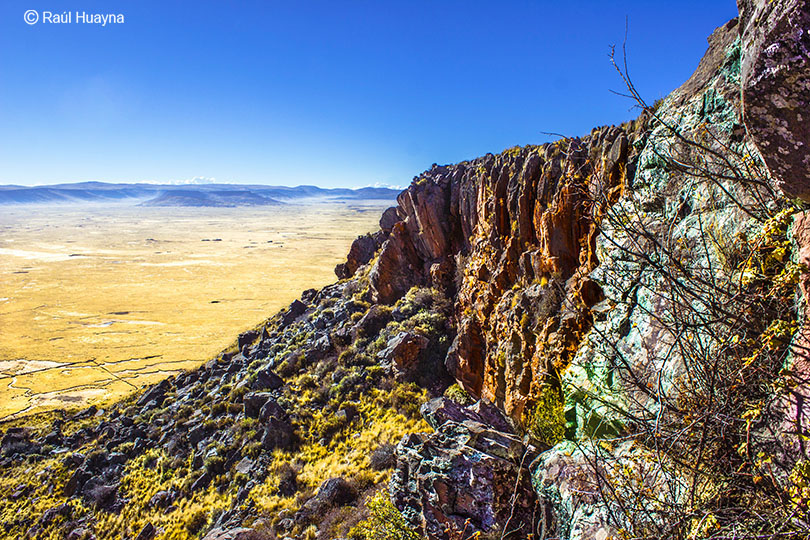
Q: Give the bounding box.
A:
[364,124,646,425]
[738,0,810,200]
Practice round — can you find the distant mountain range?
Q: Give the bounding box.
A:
[0,182,402,206]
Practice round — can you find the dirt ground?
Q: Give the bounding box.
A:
[0,200,389,419]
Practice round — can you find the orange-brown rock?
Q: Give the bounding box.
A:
[359,123,646,424]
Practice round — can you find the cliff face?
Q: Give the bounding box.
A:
[2,4,810,540]
[367,123,645,423]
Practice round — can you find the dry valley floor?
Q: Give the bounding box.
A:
[0,201,389,419]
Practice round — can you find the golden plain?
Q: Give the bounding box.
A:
[0,201,389,420]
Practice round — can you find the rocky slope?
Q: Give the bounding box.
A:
[2,2,810,539]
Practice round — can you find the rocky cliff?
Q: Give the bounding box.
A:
[2,3,810,540]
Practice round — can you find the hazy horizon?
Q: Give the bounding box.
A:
[0,179,407,190]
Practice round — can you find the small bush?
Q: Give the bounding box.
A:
[349,491,421,540]
[444,383,475,406]
[525,384,565,447]
[185,508,208,534]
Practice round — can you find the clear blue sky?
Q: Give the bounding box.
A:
[0,1,738,188]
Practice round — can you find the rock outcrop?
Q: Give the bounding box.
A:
[358,126,644,425]
[739,0,810,200]
[391,398,542,539]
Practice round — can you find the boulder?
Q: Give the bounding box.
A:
[314,477,357,506]
[739,0,810,200]
[335,234,382,279]
[136,379,170,408]
[390,397,539,539]
[378,331,428,379]
[244,392,274,417]
[379,206,401,233]
[259,399,286,423]
[201,528,270,540]
[281,300,307,327]
[261,418,294,451]
[190,472,211,493]
[252,366,283,391]
[238,329,259,350]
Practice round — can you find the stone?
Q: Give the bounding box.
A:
[739,0,810,200]
[136,379,170,408]
[335,234,382,279]
[201,527,270,540]
[378,331,428,379]
[244,392,274,418]
[134,523,156,540]
[379,206,401,233]
[64,468,90,497]
[259,399,286,423]
[281,299,307,327]
[238,329,259,350]
[252,366,283,391]
[190,472,211,493]
[261,418,294,451]
[391,398,540,539]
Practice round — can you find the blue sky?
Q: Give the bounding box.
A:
[0,1,738,188]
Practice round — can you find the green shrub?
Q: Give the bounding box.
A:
[444,383,475,406]
[349,491,421,540]
[525,384,565,447]
[185,508,208,534]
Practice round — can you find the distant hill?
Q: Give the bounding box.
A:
[140,189,282,207]
[0,182,401,206]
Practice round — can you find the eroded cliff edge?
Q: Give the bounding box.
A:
[2,2,810,540]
